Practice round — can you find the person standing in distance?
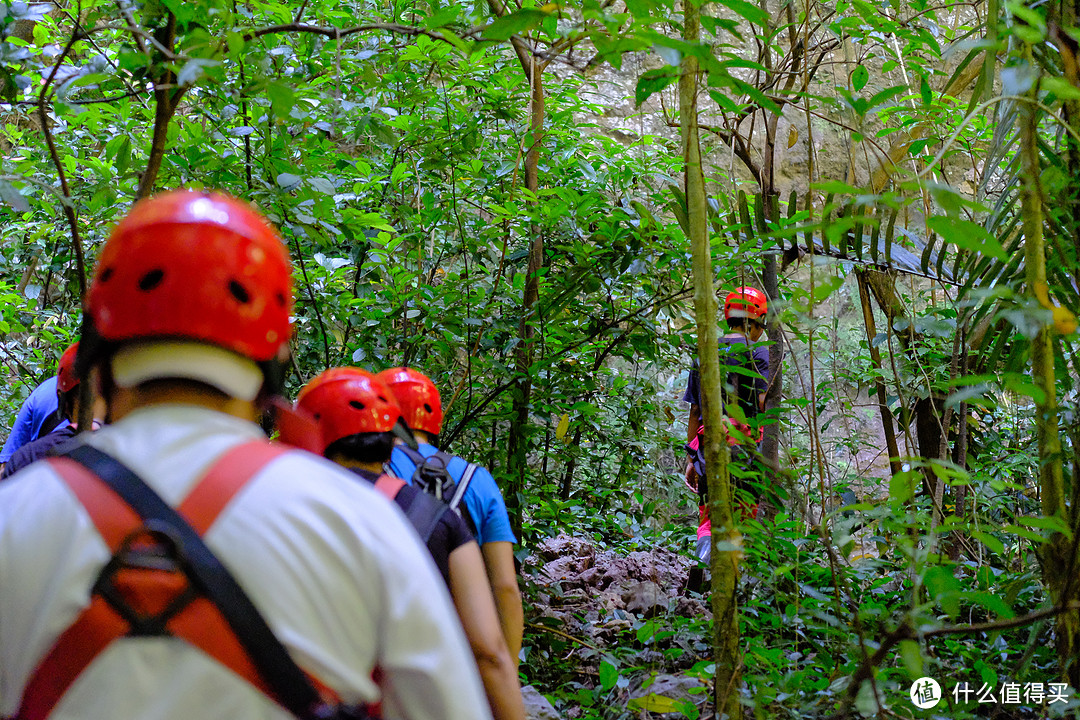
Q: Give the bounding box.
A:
[379,367,524,667]
[0,190,489,720]
[684,286,773,567]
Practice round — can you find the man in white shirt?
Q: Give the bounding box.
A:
[0,189,490,720]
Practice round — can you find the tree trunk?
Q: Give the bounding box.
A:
[1019,42,1079,686]
[504,58,545,539]
[855,270,902,477]
[680,4,740,714]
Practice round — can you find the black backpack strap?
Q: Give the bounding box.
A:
[396,445,427,469]
[402,491,453,545]
[60,443,363,720]
[36,409,63,439]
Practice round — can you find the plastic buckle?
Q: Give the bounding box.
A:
[92,520,199,636]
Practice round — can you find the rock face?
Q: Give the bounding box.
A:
[527,533,710,646]
[521,685,561,720]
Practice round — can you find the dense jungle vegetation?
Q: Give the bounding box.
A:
[2,0,1080,717]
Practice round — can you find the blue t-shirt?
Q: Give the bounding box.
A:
[388,444,517,547]
[0,376,60,463]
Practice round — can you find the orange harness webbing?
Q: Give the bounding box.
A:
[13,441,358,720]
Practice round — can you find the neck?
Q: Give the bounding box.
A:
[331,456,385,474]
[108,383,257,422]
[412,430,432,445]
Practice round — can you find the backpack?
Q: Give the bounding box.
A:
[371,473,452,546]
[14,441,374,720]
[392,447,479,535]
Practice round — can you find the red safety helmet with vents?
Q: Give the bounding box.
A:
[84,189,293,363]
[377,367,443,436]
[293,367,402,454]
[723,286,768,324]
[56,341,80,393]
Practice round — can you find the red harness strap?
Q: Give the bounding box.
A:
[372,474,405,502]
[14,441,355,720]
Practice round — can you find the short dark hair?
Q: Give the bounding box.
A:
[58,387,79,422]
[324,431,395,464]
[726,316,763,331]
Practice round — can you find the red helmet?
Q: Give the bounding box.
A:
[56,341,80,393]
[293,367,402,454]
[723,286,768,323]
[377,367,443,435]
[85,189,293,362]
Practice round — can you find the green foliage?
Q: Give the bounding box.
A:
[3,0,1080,713]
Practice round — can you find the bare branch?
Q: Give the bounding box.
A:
[36,25,87,300]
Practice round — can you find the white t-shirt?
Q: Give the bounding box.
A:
[0,404,491,720]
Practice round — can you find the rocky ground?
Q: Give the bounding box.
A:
[521,534,714,719]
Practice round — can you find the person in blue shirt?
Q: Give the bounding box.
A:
[379,367,523,668]
[0,371,62,470]
[1,341,106,480]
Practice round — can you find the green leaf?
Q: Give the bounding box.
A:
[855,679,881,716]
[971,530,1005,556]
[924,565,961,618]
[482,9,549,41]
[276,173,302,190]
[919,74,933,108]
[628,694,682,713]
[635,67,680,106]
[267,81,295,119]
[1002,525,1047,543]
[1006,2,1047,36]
[851,64,869,91]
[1018,515,1072,538]
[636,619,659,643]
[599,660,619,692]
[899,640,924,677]
[1041,76,1080,100]
[926,216,1007,261]
[0,180,29,213]
[889,471,917,503]
[176,59,220,88]
[721,0,770,26]
[963,591,1014,619]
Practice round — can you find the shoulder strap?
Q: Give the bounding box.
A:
[396,445,427,469]
[373,476,451,546]
[446,462,478,512]
[59,443,334,720]
[372,474,405,502]
[402,489,453,546]
[36,409,62,439]
[20,442,366,720]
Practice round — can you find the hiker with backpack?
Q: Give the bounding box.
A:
[379,368,524,669]
[1,342,107,480]
[0,357,70,474]
[283,367,525,720]
[0,189,488,720]
[685,286,774,565]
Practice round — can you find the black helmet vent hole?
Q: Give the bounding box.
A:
[313,413,321,420]
[229,280,251,304]
[349,400,365,410]
[377,395,387,403]
[100,267,114,283]
[424,403,433,413]
[276,292,287,307]
[138,269,164,291]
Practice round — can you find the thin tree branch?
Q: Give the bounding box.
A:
[36,24,87,300]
